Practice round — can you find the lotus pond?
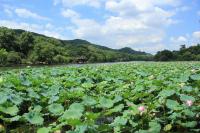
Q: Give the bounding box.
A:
[0,62,200,133]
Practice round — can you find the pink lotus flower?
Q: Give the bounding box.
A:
[186,100,193,107]
[138,106,145,112]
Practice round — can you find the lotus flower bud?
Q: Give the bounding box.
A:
[138,106,145,112]
[186,100,193,107]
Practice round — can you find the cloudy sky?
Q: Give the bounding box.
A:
[0,0,200,53]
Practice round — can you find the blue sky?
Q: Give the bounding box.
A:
[0,0,199,53]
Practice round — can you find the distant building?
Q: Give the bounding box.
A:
[76,56,87,64]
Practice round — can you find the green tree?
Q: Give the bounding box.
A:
[0,27,18,51]
[53,55,70,63]
[154,50,174,61]
[7,51,21,64]
[195,54,200,61]
[0,49,8,65]
[31,42,58,64]
[18,32,34,55]
[181,51,193,61]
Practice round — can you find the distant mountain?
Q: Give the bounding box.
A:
[118,47,148,55]
[0,27,153,66]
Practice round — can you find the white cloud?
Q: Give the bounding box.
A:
[193,31,200,40]
[2,5,50,21]
[170,31,200,50]
[43,30,66,39]
[105,0,180,14]
[178,36,187,42]
[54,0,101,8]
[170,36,187,43]
[0,20,40,31]
[66,13,167,52]
[134,43,166,53]
[15,8,50,21]
[179,36,187,42]
[61,9,80,18]
[61,0,180,53]
[0,20,67,39]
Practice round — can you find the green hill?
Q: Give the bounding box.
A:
[118,47,148,55]
[0,27,152,66]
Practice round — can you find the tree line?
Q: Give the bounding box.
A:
[0,27,152,66]
[154,44,200,61]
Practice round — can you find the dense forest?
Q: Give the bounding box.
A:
[0,27,152,66]
[155,44,200,61]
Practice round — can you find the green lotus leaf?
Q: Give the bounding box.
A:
[21,79,32,86]
[148,121,161,133]
[10,94,23,105]
[169,112,182,120]
[129,120,138,127]
[180,94,195,102]
[158,90,175,98]
[82,82,94,89]
[37,127,50,133]
[61,110,82,120]
[82,96,96,106]
[178,121,197,128]
[43,85,60,97]
[69,103,84,111]
[182,109,195,117]
[32,105,42,112]
[24,111,44,125]
[113,95,123,103]
[66,125,87,133]
[111,116,127,126]
[190,74,200,80]
[166,99,181,110]
[0,105,19,116]
[60,103,84,121]
[181,86,194,92]
[0,92,7,104]
[27,89,40,99]
[135,130,148,133]
[129,104,139,115]
[98,97,114,108]
[48,103,64,116]
[106,104,124,115]
[48,96,59,104]
[10,115,21,121]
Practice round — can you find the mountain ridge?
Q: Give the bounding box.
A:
[13,28,149,55]
[0,27,153,66]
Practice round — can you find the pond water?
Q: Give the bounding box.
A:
[0,61,147,71]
